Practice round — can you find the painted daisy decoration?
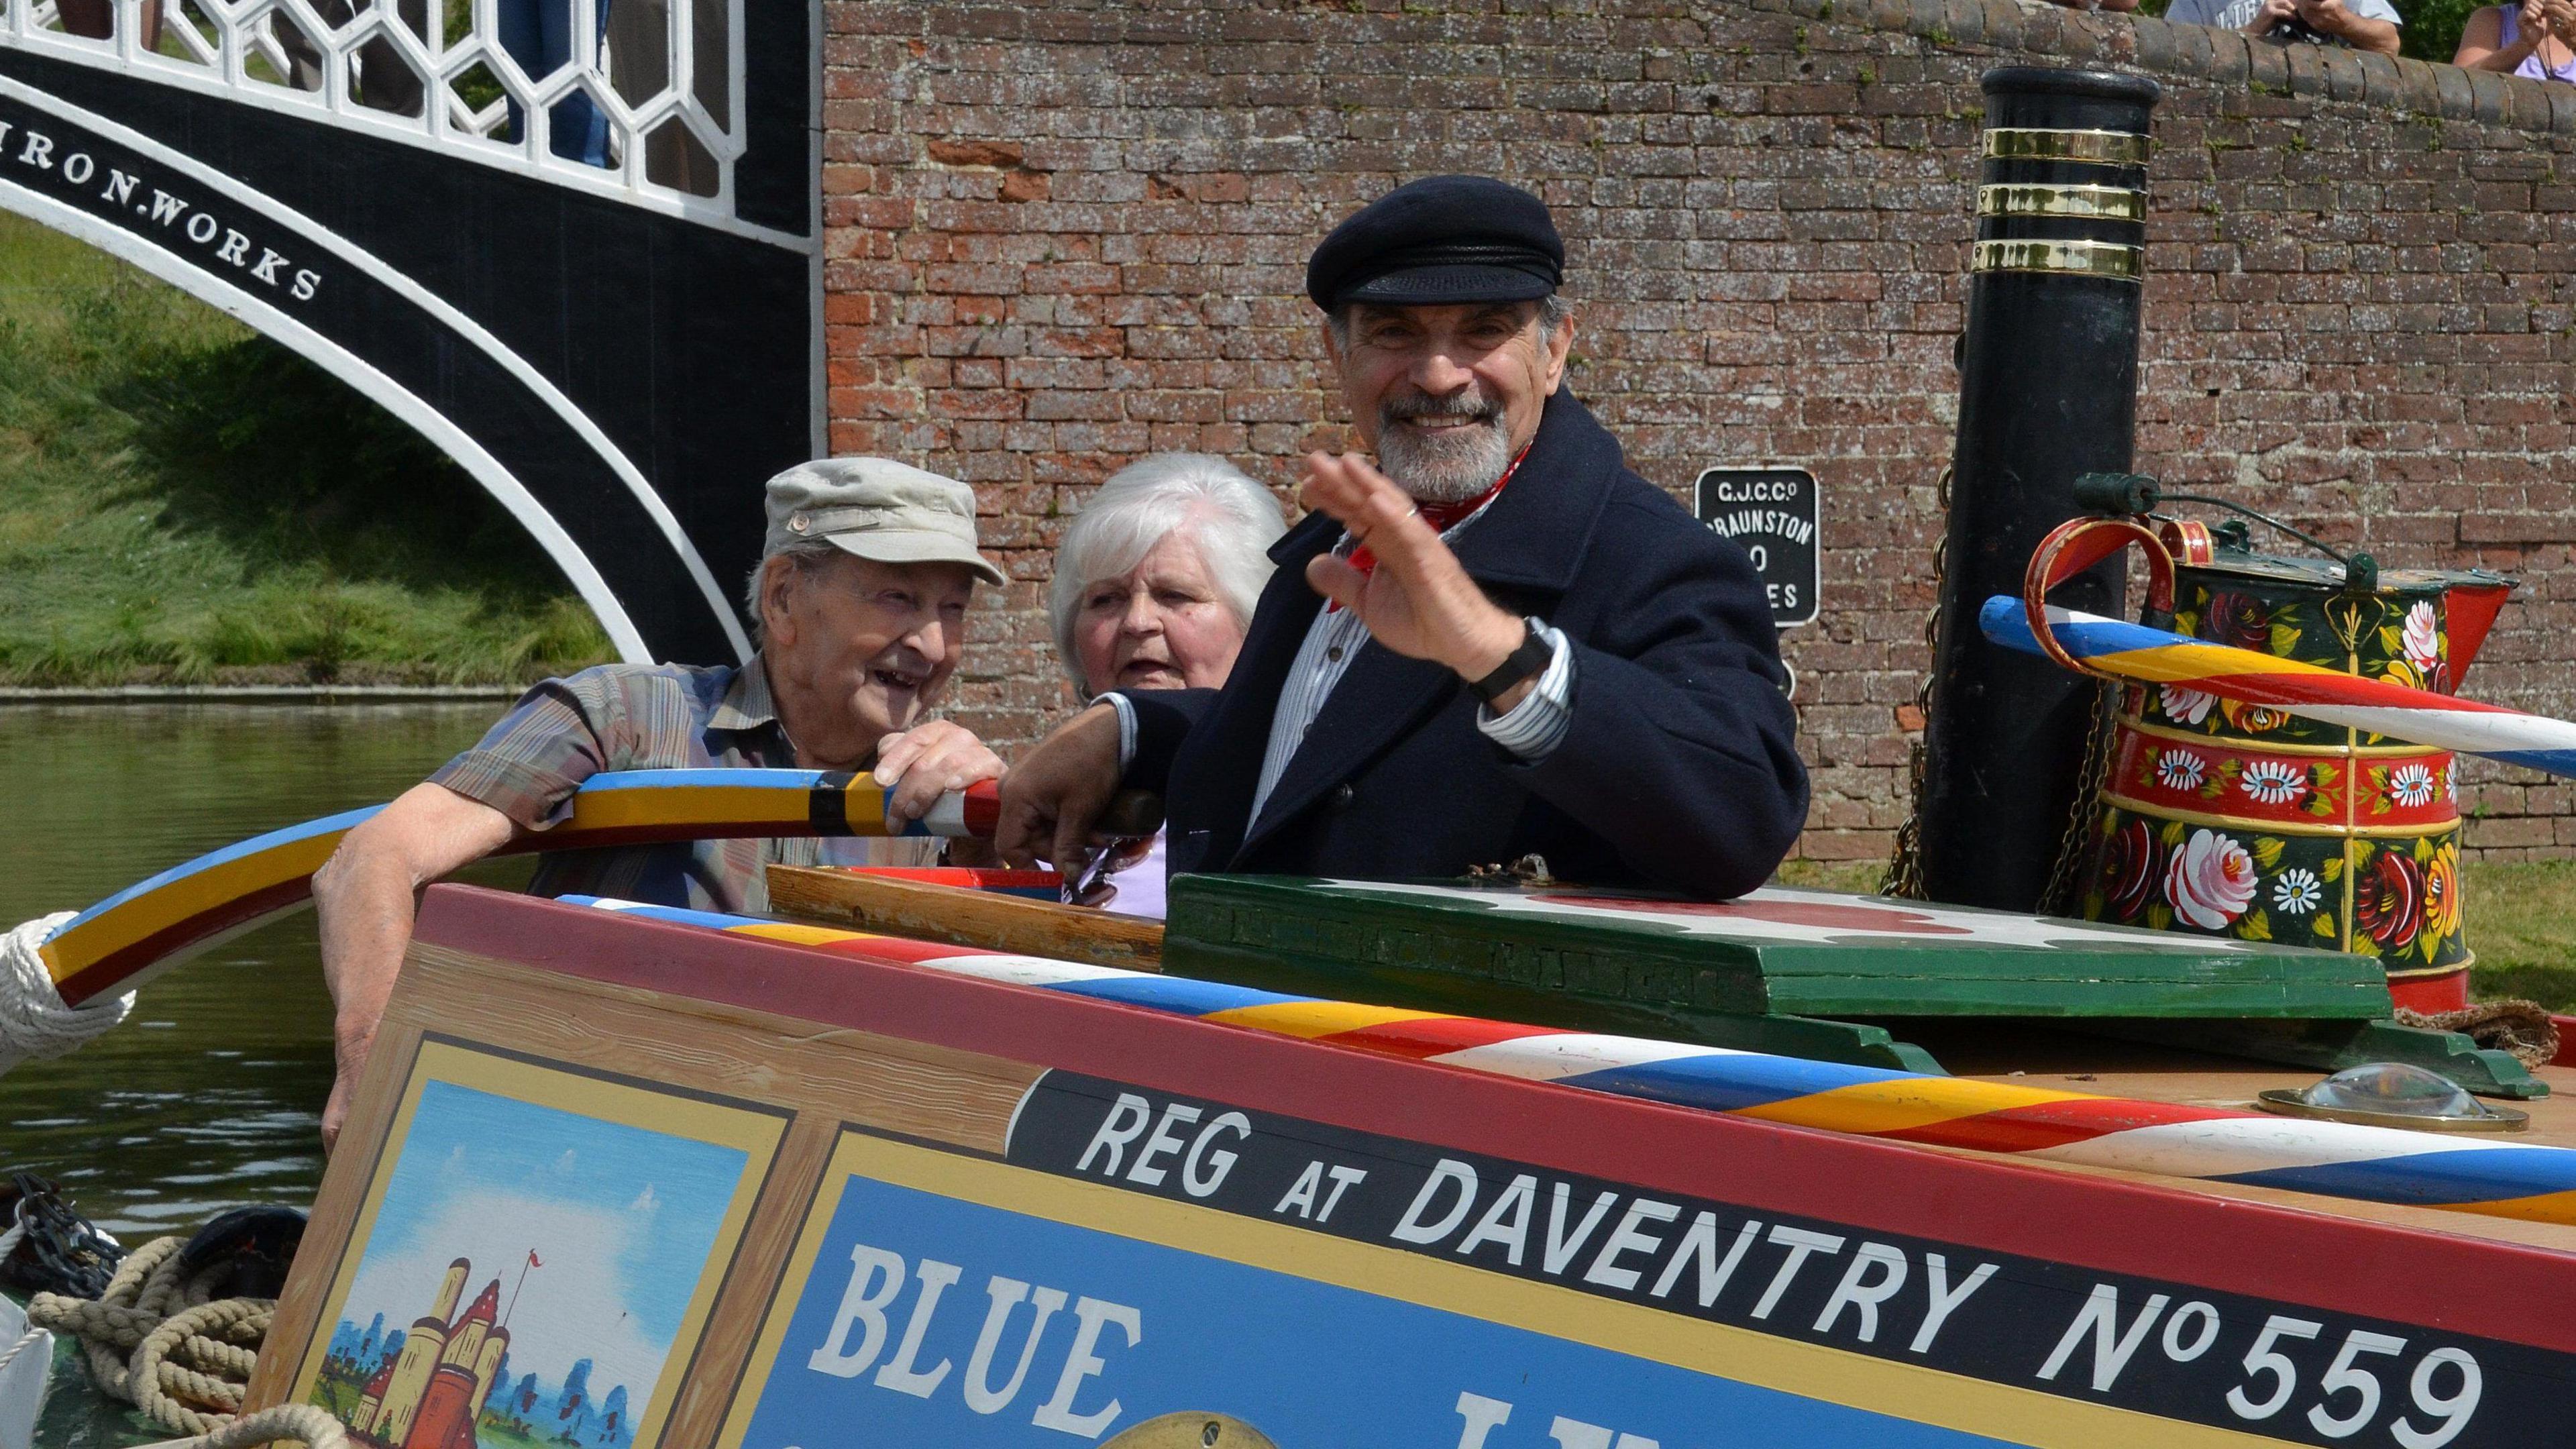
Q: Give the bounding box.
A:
[2271,868,2324,916]
[2239,759,2306,805]
[2155,749,2209,792]
[2387,762,2438,810]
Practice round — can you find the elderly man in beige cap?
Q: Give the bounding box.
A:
[309,458,1008,1146]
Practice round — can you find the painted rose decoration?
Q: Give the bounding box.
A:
[2160,683,2216,727]
[2424,842,2462,943]
[2098,818,2161,922]
[2165,828,2258,931]
[2218,698,2290,735]
[2353,849,2426,951]
[2401,600,2440,674]
[2206,591,2273,652]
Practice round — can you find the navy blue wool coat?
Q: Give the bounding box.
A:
[1120,389,1810,900]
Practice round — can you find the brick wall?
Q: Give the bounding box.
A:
[822,0,2576,863]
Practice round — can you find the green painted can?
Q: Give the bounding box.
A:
[2075,543,2514,1014]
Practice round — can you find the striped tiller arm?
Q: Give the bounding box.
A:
[38,771,1002,1008]
[1981,597,2576,777]
[570,897,2576,1228]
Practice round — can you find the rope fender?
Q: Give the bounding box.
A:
[28,1233,344,1449]
[0,912,129,1076]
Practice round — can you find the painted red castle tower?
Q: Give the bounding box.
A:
[347,1259,511,1449]
[405,1278,506,1449]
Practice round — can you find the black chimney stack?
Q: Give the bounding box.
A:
[1916,66,2161,912]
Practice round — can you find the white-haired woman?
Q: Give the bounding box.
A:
[1050,453,1287,916]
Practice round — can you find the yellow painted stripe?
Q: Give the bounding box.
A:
[2090,644,2355,689]
[44,830,350,983]
[561,785,813,832]
[1734,1079,2092,1136]
[1204,1000,1453,1039]
[2453,1189,2576,1224]
[726,922,884,949]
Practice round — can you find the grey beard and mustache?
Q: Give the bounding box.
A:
[1375,387,1514,504]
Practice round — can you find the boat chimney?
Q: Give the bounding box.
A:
[1913,65,2161,912]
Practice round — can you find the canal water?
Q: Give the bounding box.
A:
[0,703,527,1446]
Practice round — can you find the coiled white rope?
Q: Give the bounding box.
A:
[30,1236,346,1449]
[0,913,132,1077]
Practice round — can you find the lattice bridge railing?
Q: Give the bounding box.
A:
[0,0,775,241]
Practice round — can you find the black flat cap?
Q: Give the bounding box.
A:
[1305,175,1564,311]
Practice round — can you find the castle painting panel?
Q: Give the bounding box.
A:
[291,1040,786,1449]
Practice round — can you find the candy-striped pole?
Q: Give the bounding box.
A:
[573,896,2576,1228]
[1981,596,2576,778]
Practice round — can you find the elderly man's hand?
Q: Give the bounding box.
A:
[873,718,1004,826]
[1299,451,1528,686]
[995,702,1126,874]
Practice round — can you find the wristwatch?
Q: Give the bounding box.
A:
[1468,619,1554,706]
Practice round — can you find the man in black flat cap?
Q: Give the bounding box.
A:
[1000,175,1807,899]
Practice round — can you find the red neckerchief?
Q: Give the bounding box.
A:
[1328,444,1532,612]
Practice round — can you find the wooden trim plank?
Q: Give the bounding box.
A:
[765,862,1165,969]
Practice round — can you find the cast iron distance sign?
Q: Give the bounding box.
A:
[1696,467,1820,628]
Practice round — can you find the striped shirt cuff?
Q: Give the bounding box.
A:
[1476,620,1575,762]
[1099,692,1139,772]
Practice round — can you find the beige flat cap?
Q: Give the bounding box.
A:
[763,457,1004,586]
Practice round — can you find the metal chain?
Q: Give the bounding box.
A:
[2036,677,2119,917]
[1882,458,2116,912]
[1879,464,1951,900]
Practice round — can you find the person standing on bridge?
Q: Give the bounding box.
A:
[996,176,1808,898]
[311,458,1011,1146]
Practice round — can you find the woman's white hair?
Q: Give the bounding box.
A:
[1049,453,1287,695]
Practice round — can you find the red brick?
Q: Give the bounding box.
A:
[812,0,2576,867]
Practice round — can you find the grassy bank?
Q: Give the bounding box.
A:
[1775,858,2576,1011]
[0,213,611,686]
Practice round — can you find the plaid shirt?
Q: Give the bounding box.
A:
[429,657,939,913]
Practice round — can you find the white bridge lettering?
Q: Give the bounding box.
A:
[0,117,320,301]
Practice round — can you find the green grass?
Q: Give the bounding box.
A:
[2465,860,2576,1010]
[1774,857,2576,1010]
[1772,859,1888,894]
[0,212,612,686]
